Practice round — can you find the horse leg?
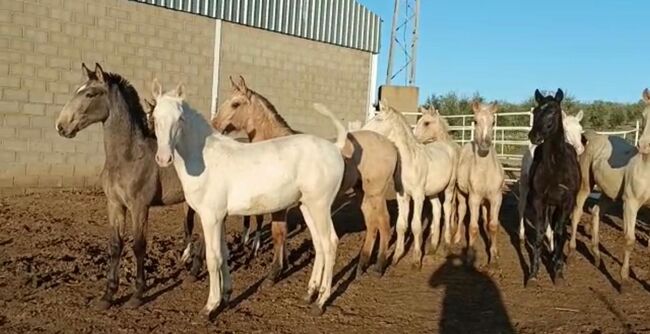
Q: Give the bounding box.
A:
[181,204,196,264]
[487,193,503,267]
[442,185,455,248]
[219,223,232,305]
[528,201,546,287]
[310,201,339,316]
[242,216,251,247]
[298,204,324,305]
[393,192,411,264]
[125,204,149,308]
[410,193,425,270]
[467,194,481,263]
[183,205,204,282]
[518,182,528,245]
[427,197,442,255]
[96,200,126,310]
[266,211,287,284]
[252,214,264,257]
[454,192,467,245]
[357,194,378,278]
[552,208,570,285]
[620,198,640,293]
[568,183,590,260]
[200,212,226,318]
[372,196,391,276]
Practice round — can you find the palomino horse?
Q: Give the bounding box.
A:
[364,101,457,268]
[527,89,581,286]
[211,76,398,278]
[620,88,650,290]
[150,80,346,317]
[413,106,461,248]
[456,102,505,266]
[55,64,198,309]
[518,110,585,250]
[570,125,639,264]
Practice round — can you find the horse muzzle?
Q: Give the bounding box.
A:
[55,122,78,138]
[528,133,543,145]
[155,150,174,167]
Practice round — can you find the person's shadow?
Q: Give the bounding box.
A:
[429,250,515,334]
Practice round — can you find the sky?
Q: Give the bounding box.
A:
[357,0,649,103]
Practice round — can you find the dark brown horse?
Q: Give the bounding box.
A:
[55,63,200,309]
[526,89,581,286]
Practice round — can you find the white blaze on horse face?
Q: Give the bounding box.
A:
[153,96,183,167]
[76,83,88,94]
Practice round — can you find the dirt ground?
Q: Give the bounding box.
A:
[1,189,650,334]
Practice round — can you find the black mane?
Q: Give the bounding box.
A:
[250,89,295,132]
[104,72,154,138]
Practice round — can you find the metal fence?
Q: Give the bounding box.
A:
[392,109,642,184]
[130,0,382,53]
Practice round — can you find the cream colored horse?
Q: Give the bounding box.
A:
[456,102,505,266]
[364,101,457,268]
[413,106,461,247]
[620,88,650,290]
[518,110,585,250]
[151,80,346,317]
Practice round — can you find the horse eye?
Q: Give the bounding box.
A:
[424,122,430,126]
[231,102,240,108]
[85,92,97,98]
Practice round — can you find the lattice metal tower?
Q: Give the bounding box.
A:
[385,0,420,86]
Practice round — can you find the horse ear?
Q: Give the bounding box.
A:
[471,101,480,114]
[151,78,162,99]
[175,82,186,100]
[81,63,94,79]
[555,89,564,102]
[643,88,650,103]
[144,98,155,111]
[490,102,498,114]
[94,63,105,83]
[229,76,239,91]
[534,89,544,104]
[576,110,584,122]
[238,75,248,91]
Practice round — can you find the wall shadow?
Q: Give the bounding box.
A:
[429,250,515,334]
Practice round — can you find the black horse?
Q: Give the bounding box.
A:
[527,89,581,286]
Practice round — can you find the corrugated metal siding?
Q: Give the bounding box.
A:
[129,0,380,53]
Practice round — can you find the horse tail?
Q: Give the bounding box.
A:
[313,103,347,151]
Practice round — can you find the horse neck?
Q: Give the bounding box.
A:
[248,97,296,141]
[102,85,149,163]
[541,123,569,162]
[389,118,420,164]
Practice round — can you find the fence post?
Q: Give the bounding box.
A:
[462,116,466,144]
[635,120,640,146]
[470,121,475,141]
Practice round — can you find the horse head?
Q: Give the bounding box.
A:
[529,89,564,145]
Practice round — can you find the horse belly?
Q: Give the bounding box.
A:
[226,176,301,216]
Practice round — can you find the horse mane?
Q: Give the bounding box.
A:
[385,107,420,151]
[104,72,154,138]
[250,90,297,135]
[436,115,452,141]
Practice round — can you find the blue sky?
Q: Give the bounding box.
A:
[358,0,649,103]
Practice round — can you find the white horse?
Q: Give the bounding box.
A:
[363,101,457,268]
[150,80,346,317]
[620,88,650,290]
[518,110,585,250]
[456,102,505,266]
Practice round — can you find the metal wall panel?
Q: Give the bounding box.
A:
[129,0,380,53]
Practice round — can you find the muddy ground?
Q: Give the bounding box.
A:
[1,189,650,333]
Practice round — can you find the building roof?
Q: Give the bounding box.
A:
[130,0,381,54]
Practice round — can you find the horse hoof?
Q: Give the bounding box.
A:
[369,265,384,278]
[619,281,632,294]
[184,274,199,284]
[553,275,565,287]
[310,304,324,316]
[526,277,539,288]
[199,307,214,322]
[94,298,112,311]
[411,261,422,271]
[303,292,316,305]
[124,296,143,309]
[355,266,365,279]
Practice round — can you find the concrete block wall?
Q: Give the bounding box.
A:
[0,0,214,194]
[217,21,372,140]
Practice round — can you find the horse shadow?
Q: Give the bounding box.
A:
[429,250,515,334]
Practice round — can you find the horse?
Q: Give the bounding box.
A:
[455,102,505,266]
[518,110,585,251]
[150,79,347,317]
[570,123,639,265]
[211,76,398,278]
[363,101,457,268]
[413,105,461,245]
[526,89,581,286]
[54,63,199,310]
[619,88,650,291]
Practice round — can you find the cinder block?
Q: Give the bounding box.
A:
[29,91,54,104]
[0,177,13,188]
[0,163,26,178]
[0,127,16,138]
[0,22,22,37]
[35,44,58,56]
[16,152,40,163]
[17,128,42,140]
[41,152,65,164]
[13,175,39,187]
[38,18,61,33]
[26,162,50,176]
[0,75,20,88]
[0,150,15,162]
[50,163,74,176]
[28,140,52,153]
[38,175,63,187]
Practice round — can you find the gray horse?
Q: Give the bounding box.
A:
[55,63,200,309]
